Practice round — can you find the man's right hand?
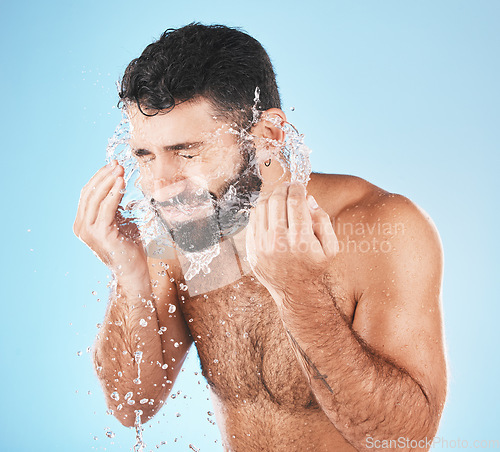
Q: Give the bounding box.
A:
[73,160,149,287]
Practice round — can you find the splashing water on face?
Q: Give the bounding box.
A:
[105,88,312,280]
[105,112,158,235]
[106,110,222,280]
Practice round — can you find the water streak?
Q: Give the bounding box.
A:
[133,410,146,452]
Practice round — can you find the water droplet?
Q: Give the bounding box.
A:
[168,304,176,313]
[105,430,115,438]
[140,398,149,404]
[110,392,120,401]
[76,351,82,356]
[139,319,147,327]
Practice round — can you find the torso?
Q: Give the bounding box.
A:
[172,173,383,451]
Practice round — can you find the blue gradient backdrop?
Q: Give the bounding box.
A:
[1,1,498,450]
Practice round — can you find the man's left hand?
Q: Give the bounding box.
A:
[246,182,339,308]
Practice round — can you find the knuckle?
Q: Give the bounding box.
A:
[287,190,302,199]
[270,192,286,201]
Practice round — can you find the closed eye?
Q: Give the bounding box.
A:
[177,153,197,159]
[133,149,151,157]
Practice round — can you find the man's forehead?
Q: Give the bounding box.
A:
[126,101,233,147]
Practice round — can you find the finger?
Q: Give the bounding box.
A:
[247,205,256,237]
[308,196,338,257]
[254,196,269,251]
[246,208,258,266]
[75,161,118,226]
[86,165,124,225]
[287,183,312,234]
[268,184,288,233]
[255,195,269,232]
[96,177,125,226]
[79,161,118,207]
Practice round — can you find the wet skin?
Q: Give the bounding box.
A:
[74,99,447,451]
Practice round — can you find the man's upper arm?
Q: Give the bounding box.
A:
[350,194,447,412]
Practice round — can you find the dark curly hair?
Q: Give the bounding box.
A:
[119,23,281,129]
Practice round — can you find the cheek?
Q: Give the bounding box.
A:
[184,158,230,186]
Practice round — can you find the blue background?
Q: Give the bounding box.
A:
[1,0,498,450]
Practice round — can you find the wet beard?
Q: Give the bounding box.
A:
[154,151,262,253]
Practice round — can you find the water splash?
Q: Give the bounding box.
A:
[134,350,143,385]
[105,110,221,279]
[183,243,220,281]
[252,86,311,185]
[276,120,312,185]
[105,89,312,282]
[133,410,146,452]
[105,112,137,187]
[251,86,261,125]
[105,110,164,247]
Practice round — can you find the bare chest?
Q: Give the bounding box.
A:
[179,275,314,407]
[179,274,354,410]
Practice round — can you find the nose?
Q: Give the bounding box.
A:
[141,156,188,201]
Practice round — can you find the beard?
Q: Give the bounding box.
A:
[151,142,262,253]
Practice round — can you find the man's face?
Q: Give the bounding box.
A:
[127,99,262,252]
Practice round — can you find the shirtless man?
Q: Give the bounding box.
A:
[73,24,447,451]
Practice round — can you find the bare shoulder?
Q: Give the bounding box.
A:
[309,172,443,274]
[307,173,385,218]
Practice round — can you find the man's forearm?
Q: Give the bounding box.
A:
[93,278,168,427]
[277,283,436,450]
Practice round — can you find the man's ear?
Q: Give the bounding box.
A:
[251,108,287,142]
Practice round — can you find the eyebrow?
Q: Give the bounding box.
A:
[132,141,204,154]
